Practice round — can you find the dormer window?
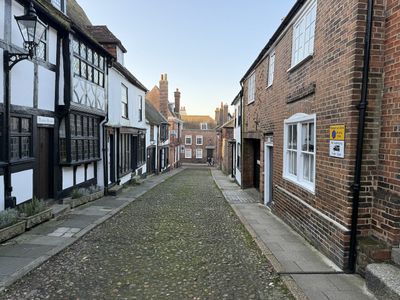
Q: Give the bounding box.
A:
[117,47,124,66]
[52,0,66,13]
[200,123,208,130]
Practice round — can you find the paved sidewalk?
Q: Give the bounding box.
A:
[0,168,183,291]
[212,169,376,300]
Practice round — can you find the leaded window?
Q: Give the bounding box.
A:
[137,134,146,166]
[119,134,132,175]
[73,38,105,87]
[10,116,32,161]
[121,84,128,118]
[35,29,47,61]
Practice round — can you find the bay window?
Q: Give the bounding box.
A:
[284,113,316,192]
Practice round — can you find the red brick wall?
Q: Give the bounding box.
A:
[181,129,217,163]
[241,0,386,268]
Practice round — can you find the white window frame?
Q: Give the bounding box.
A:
[121,83,128,119]
[200,123,208,130]
[267,52,275,87]
[291,0,317,67]
[196,135,203,145]
[283,113,316,193]
[185,135,192,145]
[185,148,192,159]
[196,148,203,159]
[247,72,256,104]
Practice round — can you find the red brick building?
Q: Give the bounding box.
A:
[216,119,234,175]
[181,115,217,164]
[146,74,183,170]
[240,0,396,272]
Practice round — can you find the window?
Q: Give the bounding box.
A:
[238,103,242,126]
[68,113,100,163]
[185,148,192,159]
[160,124,168,142]
[200,123,208,130]
[35,28,47,61]
[119,134,132,175]
[137,134,146,166]
[292,0,317,67]
[284,113,316,192]
[52,0,65,12]
[121,84,128,118]
[267,52,275,87]
[185,135,192,145]
[73,38,105,87]
[150,125,154,141]
[196,149,203,159]
[247,73,256,104]
[10,117,32,161]
[196,135,203,145]
[117,47,124,65]
[138,95,143,122]
[237,143,241,169]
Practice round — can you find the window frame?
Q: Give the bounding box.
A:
[35,28,48,61]
[291,0,317,68]
[267,51,275,87]
[283,113,316,193]
[185,135,192,145]
[196,135,203,145]
[247,72,256,104]
[138,95,143,122]
[200,123,208,130]
[121,83,128,119]
[10,116,33,162]
[185,148,192,159]
[196,148,203,159]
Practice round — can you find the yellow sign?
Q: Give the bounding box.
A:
[330,125,345,141]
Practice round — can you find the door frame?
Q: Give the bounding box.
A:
[264,142,273,206]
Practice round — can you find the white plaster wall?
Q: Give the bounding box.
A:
[120,173,130,185]
[38,66,55,111]
[76,166,85,184]
[48,27,57,65]
[11,60,34,107]
[58,40,65,105]
[235,141,242,186]
[12,169,33,205]
[87,163,95,180]
[0,0,4,40]
[0,49,3,104]
[11,2,24,48]
[0,175,4,211]
[62,167,74,190]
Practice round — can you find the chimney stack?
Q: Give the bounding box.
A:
[215,108,220,126]
[223,104,229,124]
[159,74,169,118]
[174,88,181,114]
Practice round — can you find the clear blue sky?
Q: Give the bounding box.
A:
[77,0,296,117]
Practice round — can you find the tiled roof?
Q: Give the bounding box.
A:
[67,0,92,28]
[86,25,127,52]
[146,100,168,125]
[181,115,217,130]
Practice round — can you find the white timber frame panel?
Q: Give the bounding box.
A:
[12,170,33,205]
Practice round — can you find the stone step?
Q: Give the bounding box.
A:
[108,184,124,196]
[51,204,70,219]
[365,263,400,300]
[392,247,400,266]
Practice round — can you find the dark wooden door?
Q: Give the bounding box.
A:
[37,128,52,199]
[109,133,116,183]
[253,140,260,190]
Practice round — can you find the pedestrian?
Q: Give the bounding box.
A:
[207,157,211,166]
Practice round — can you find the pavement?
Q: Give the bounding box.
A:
[211,169,377,300]
[0,167,183,292]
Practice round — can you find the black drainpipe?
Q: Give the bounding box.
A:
[348,0,374,273]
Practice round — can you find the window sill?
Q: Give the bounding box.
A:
[283,174,315,195]
[121,116,129,120]
[287,54,314,73]
[247,100,255,106]
[60,158,101,167]
[10,158,35,166]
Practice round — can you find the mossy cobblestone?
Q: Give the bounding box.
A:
[2,168,293,299]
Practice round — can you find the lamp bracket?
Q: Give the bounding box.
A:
[6,50,33,70]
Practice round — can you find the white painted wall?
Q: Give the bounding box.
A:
[11,2,24,48]
[76,166,85,184]
[12,170,33,205]
[62,167,74,190]
[0,175,4,211]
[48,27,58,65]
[0,0,4,40]
[0,49,3,104]
[38,67,55,111]
[58,40,65,105]
[87,163,95,180]
[120,173,130,185]
[11,60,34,107]
[234,101,242,186]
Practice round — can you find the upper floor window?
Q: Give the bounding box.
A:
[52,0,66,13]
[160,124,169,142]
[150,125,154,141]
[292,0,317,67]
[35,28,47,61]
[196,135,203,145]
[72,38,105,87]
[283,113,316,193]
[10,116,32,161]
[121,84,128,119]
[185,135,192,145]
[200,123,208,130]
[117,47,124,66]
[247,72,255,104]
[267,52,275,87]
[138,95,143,122]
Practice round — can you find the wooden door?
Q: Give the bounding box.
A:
[37,128,52,199]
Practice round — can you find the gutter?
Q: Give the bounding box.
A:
[348,0,374,273]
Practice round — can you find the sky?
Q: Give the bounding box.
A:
[77,0,296,117]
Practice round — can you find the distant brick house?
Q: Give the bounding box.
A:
[146,74,183,171]
[216,119,234,175]
[181,115,217,164]
[239,0,398,272]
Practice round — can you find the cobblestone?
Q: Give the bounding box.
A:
[2,168,293,299]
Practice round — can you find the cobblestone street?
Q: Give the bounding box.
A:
[2,168,292,299]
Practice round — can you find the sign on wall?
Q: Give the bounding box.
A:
[37,116,55,126]
[329,125,345,158]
